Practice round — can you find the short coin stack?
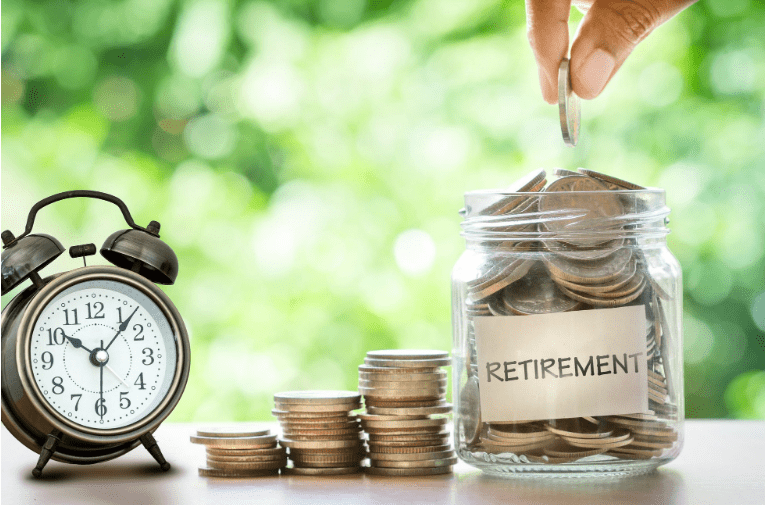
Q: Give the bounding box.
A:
[190,426,286,477]
[274,391,365,475]
[359,350,456,476]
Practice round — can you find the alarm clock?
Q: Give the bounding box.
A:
[1,190,190,477]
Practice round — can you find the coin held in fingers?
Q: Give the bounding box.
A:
[558,58,580,147]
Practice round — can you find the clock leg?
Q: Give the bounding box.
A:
[32,431,62,478]
[140,432,171,472]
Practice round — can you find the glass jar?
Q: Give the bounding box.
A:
[451,182,683,477]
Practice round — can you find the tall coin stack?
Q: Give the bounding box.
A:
[190,426,286,477]
[359,350,457,476]
[274,391,365,475]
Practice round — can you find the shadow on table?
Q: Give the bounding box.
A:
[22,462,179,483]
[456,469,686,504]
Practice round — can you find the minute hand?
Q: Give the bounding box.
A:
[104,306,139,351]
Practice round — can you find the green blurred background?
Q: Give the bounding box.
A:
[2,0,764,422]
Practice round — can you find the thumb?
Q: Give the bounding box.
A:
[570,0,695,99]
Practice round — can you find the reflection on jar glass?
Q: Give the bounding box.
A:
[452,169,683,477]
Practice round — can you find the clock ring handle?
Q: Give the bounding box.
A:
[7,190,149,247]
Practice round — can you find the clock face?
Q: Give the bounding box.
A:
[29,279,178,430]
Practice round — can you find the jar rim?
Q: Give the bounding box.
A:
[464,187,665,197]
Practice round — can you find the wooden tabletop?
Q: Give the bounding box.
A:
[2,420,763,504]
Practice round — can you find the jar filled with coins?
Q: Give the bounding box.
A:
[452,169,683,477]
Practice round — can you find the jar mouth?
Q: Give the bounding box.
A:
[461,188,670,245]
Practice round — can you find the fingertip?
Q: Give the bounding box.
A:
[571,48,616,100]
[537,67,558,105]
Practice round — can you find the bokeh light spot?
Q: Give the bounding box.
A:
[394,229,436,276]
[93,76,139,122]
[752,291,765,332]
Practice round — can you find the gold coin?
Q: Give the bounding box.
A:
[367,438,450,448]
[290,460,366,469]
[359,371,447,382]
[366,404,452,417]
[190,434,278,448]
[271,409,351,419]
[281,432,362,441]
[207,459,287,471]
[369,456,457,469]
[196,426,271,438]
[366,432,449,442]
[358,413,428,421]
[358,365,443,375]
[198,466,280,478]
[368,443,451,454]
[364,399,445,408]
[274,391,361,405]
[369,450,455,462]
[207,450,286,462]
[366,350,449,361]
[206,447,286,457]
[361,391,445,401]
[361,418,447,429]
[359,379,448,389]
[274,402,361,413]
[280,438,364,450]
[280,420,359,430]
[290,453,366,464]
[364,465,453,476]
[283,466,361,476]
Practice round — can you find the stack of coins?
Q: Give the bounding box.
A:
[359,350,457,476]
[274,391,365,475]
[190,426,286,477]
[460,168,680,464]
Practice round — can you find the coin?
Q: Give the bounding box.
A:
[274,402,361,413]
[477,169,547,216]
[207,459,287,471]
[282,432,362,441]
[274,391,361,405]
[279,438,364,450]
[545,419,613,439]
[368,444,452,454]
[359,379,447,389]
[206,446,286,457]
[468,258,534,301]
[364,357,451,368]
[543,441,607,459]
[363,399,445,408]
[198,466,280,478]
[284,466,361,476]
[368,450,455,462]
[359,371,447,382]
[366,431,449,441]
[364,466,453,476]
[460,376,481,446]
[196,426,271,438]
[577,169,645,190]
[280,420,360,430]
[544,248,632,285]
[207,453,287,463]
[367,438,450,448]
[369,456,458,469]
[558,58,580,147]
[502,263,582,314]
[553,168,580,178]
[359,413,428,421]
[366,350,449,361]
[190,434,278,448]
[366,404,452,417]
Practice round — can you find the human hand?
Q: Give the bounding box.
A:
[526,0,697,103]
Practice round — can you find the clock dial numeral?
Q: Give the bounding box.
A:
[95,398,107,417]
[51,376,65,395]
[41,351,54,370]
[47,328,65,346]
[63,308,79,325]
[32,283,174,430]
[134,373,146,390]
[85,302,105,319]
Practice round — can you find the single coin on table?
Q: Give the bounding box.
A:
[558,58,580,147]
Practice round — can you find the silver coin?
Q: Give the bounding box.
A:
[577,169,645,190]
[369,456,458,469]
[460,376,481,446]
[359,371,447,382]
[553,168,580,178]
[366,404,452,417]
[468,258,534,302]
[368,450,455,462]
[366,350,449,361]
[558,58,580,147]
[274,391,361,405]
[363,357,451,368]
[196,426,271,438]
[190,434,278,448]
[476,169,547,216]
[544,247,632,285]
[502,263,581,314]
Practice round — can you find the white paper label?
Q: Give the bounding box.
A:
[474,306,648,422]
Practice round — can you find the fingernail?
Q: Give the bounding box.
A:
[576,49,615,97]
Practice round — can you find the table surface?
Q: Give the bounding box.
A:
[2,420,764,505]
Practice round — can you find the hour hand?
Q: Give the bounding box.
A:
[62,331,92,353]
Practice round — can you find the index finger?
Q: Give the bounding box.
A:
[526,0,573,104]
